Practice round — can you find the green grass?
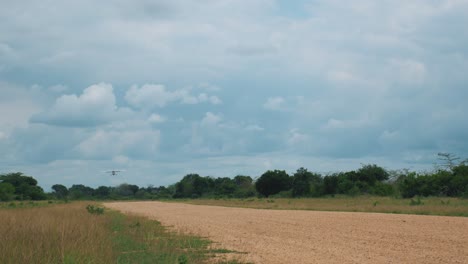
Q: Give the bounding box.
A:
[180,196,468,217]
[0,201,245,264]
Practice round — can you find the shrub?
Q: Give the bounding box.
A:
[409,197,423,206]
[86,204,104,215]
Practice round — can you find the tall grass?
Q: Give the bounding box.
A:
[182,196,468,216]
[0,202,113,264]
[0,201,244,264]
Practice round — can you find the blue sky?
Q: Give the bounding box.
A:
[1,0,468,190]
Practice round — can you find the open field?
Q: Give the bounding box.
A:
[0,201,242,264]
[181,196,468,217]
[106,201,468,264]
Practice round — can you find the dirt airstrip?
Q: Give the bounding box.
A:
[104,201,468,264]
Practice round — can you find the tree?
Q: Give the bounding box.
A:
[255,170,291,197]
[114,183,139,197]
[233,175,256,198]
[356,164,389,185]
[437,152,461,170]
[234,175,253,187]
[292,168,311,197]
[69,184,94,199]
[213,177,236,196]
[51,184,68,199]
[323,175,339,195]
[0,182,15,201]
[174,174,214,198]
[0,172,46,200]
[94,186,111,198]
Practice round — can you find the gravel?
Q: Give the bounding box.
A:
[104,201,468,264]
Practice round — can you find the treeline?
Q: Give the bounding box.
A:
[1,161,467,201]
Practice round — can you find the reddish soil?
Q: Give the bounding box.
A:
[104,201,468,264]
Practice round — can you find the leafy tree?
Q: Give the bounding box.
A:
[69,184,94,199]
[255,170,291,197]
[213,177,236,196]
[397,172,419,198]
[51,184,68,199]
[356,164,389,185]
[233,175,256,197]
[0,172,46,200]
[234,175,253,187]
[174,174,214,198]
[451,164,468,196]
[0,182,15,201]
[94,186,111,198]
[292,168,311,197]
[323,175,339,195]
[114,183,139,197]
[145,185,173,199]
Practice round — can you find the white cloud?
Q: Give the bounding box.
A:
[263,97,285,110]
[125,84,222,109]
[321,116,373,131]
[197,83,221,92]
[77,129,160,159]
[196,93,222,105]
[148,113,166,123]
[31,83,126,127]
[48,84,68,93]
[245,124,264,131]
[125,84,177,108]
[287,129,309,145]
[389,58,427,85]
[201,112,223,126]
[209,95,222,105]
[327,70,360,83]
[112,155,130,164]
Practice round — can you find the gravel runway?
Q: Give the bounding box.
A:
[104,201,468,264]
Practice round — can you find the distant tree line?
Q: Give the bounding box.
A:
[1,158,467,202]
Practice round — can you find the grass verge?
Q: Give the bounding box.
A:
[180,196,468,217]
[0,201,244,264]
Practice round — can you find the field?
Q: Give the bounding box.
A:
[106,200,468,264]
[2,198,467,263]
[0,201,242,264]
[181,196,468,217]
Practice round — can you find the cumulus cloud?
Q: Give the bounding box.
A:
[287,129,309,146]
[125,84,222,109]
[31,83,129,127]
[263,97,285,111]
[2,0,468,187]
[227,44,277,56]
[389,58,427,85]
[147,113,166,124]
[201,112,222,126]
[77,129,160,159]
[245,124,264,131]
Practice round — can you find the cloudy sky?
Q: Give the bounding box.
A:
[1,0,468,190]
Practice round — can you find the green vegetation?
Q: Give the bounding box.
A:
[0,201,244,264]
[255,170,291,197]
[0,172,47,200]
[1,154,467,202]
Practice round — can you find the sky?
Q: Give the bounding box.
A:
[1,0,468,190]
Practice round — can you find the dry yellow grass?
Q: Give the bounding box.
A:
[182,196,468,216]
[0,202,114,264]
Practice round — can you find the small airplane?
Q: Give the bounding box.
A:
[105,170,125,176]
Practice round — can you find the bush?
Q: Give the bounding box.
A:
[409,197,423,206]
[86,204,104,215]
[255,170,291,197]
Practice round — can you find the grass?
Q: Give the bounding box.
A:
[180,196,468,217]
[0,201,245,264]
